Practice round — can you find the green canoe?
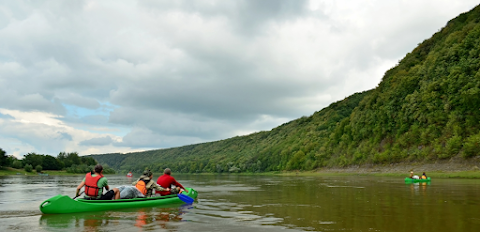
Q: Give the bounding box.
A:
[404,177,431,183]
[40,187,198,214]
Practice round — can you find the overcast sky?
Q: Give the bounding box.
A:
[0,0,478,158]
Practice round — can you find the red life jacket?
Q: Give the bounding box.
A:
[85,172,104,197]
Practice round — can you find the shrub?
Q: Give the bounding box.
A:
[12,160,23,169]
[446,135,463,156]
[102,166,116,174]
[24,164,33,172]
[35,165,43,173]
[463,133,480,158]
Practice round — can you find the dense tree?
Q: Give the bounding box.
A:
[6,155,18,167]
[23,153,43,168]
[20,152,94,171]
[0,148,6,167]
[81,156,97,166]
[42,155,63,170]
[65,164,115,174]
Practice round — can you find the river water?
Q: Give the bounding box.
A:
[0,174,479,232]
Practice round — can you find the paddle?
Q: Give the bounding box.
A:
[73,191,84,200]
[177,193,194,204]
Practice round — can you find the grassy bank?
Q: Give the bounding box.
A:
[0,167,29,176]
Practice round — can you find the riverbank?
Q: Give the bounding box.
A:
[288,157,480,178]
[0,167,83,176]
[186,157,480,179]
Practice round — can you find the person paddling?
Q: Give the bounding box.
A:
[409,171,419,179]
[76,164,120,200]
[422,172,428,179]
[156,168,187,196]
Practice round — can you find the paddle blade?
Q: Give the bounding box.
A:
[178,193,194,204]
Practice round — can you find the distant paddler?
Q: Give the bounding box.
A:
[422,172,428,179]
[409,171,419,179]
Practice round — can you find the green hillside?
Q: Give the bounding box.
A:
[91,5,480,173]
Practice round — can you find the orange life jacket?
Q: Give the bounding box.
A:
[85,172,104,197]
[135,179,149,195]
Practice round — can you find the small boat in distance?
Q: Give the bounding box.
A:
[405,177,431,183]
[126,172,133,178]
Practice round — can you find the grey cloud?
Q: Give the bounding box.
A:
[113,126,228,149]
[107,41,333,122]
[0,89,66,114]
[139,0,309,34]
[232,0,310,34]
[109,78,323,122]
[72,115,110,126]
[114,127,164,148]
[79,136,113,146]
[57,132,72,141]
[109,107,228,139]
[108,105,285,146]
[139,0,309,20]
[60,94,100,110]
[109,105,289,149]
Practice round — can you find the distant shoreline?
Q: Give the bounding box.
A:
[3,158,480,178]
[272,158,480,178]
[177,158,480,178]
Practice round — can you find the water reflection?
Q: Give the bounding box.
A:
[407,181,431,196]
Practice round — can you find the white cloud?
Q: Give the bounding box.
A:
[0,109,139,157]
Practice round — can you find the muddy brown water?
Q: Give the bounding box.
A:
[1,174,479,231]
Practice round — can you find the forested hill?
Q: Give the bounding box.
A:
[91,5,480,174]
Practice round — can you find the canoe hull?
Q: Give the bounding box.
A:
[40,187,198,214]
[404,177,431,183]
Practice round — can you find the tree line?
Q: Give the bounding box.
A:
[0,148,115,174]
